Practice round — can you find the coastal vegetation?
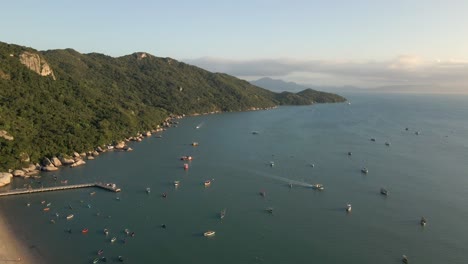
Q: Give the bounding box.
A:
[0,41,345,172]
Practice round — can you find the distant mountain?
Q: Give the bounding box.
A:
[251,77,310,92]
[0,42,345,171]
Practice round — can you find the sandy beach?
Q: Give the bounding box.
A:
[0,212,35,264]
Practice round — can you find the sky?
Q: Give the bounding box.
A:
[2,0,468,92]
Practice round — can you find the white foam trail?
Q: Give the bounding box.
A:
[246,168,314,188]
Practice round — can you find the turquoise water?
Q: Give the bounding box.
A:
[1,93,468,263]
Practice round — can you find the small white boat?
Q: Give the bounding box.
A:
[269,161,275,167]
[346,203,352,212]
[420,217,427,226]
[402,255,409,263]
[66,214,74,220]
[220,209,226,219]
[146,187,151,194]
[204,230,215,237]
[104,228,109,235]
[174,180,180,187]
[361,167,369,174]
[312,184,324,191]
[380,188,388,196]
[204,180,211,187]
[111,237,117,243]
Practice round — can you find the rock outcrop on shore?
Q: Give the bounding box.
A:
[0,130,14,141]
[0,173,12,187]
[19,51,56,80]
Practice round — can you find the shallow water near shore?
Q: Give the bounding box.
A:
[1,92,468,264]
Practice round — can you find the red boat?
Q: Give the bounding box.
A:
[183,163,189,170]
[82,228,89,234]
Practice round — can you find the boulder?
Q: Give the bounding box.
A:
[74,156,82,162]
[145,131,151,137]
[79,152,86,157]
[25,170,39,176]
[0,130,14,141]
[22,164,36,172]
[92,151,99,157]
[126,147,133,152]
[42,165,58,171]
[51,156,62,167]
[73,152,80,158]
[70,160,86,168]
[115,141,126,149]
[96,146,104,152]
[0,172,12,187]
[60,156,75,165]
[19,152,30,163]
[87,156,95,160]
[12,170,25,177]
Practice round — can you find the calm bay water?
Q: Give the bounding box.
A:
[1,93,468,264]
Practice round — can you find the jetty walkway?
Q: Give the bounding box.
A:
[0,182,121,197]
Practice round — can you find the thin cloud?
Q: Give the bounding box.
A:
[185,56,468,91]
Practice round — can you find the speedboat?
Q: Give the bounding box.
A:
[402,255,409,263]
[380,188,388,196]
[110,237,117,243]
[204,230,216,237]
[204,180,211,187]
[146,187,151,194]
[312,184,324,191]
[361,167,369,174]
[66,214,74,220]
[346,204,352,213]
[420,217,427,226]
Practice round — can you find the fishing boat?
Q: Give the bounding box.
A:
[380,188,388,196]
[402,255,409,263]
[111,237,117,243]
[118,256,124,262]
[82,228,89,234]
[66,214,74,220]
[259,190,266,197]
[183,163,189,170]
[289,183,293,188]
[192,142,199,146]
[50,219,55,224]
[204,180,211,187]
[348,151,352,156]
[124,229,130,235]
[180,156,193,161]
[361,167,369,174]
[370,138,376,142]
[252,131,259,135]
[220,209,226,219]
[26,203,31,207]
[161,192,167,198]
[385,142,390,146]
[146,187,151,194]
[104,228,109,235]
[269,161,275,167]
[61,180,68,184]
[93,258,99,264]
[203,230,216,237]
[346,203,352,213]
[43,207,50,212]
[98,249,104,255]
[90,191,96,196]
[420,217,427,226]
[46,202,52,207]
[87,204,92,208]
[266,207,274,214]
[174,180,180,187]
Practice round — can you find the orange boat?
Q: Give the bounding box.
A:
[43,207,50,211]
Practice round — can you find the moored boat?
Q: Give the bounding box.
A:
[111,237,117,243]
[402,255,409,263]
[380,188,388,196]
[361,167,369,174]
[93,258,99,264]
[183,163,189,170]
[66,214,74,220]
[220,208,226,219]
[98,249,104,255]
[82,228,89,234]
[174,180,180,187]
[346,203,352,212]
[146,187,151,194]
[266,207,274,214]
[204,180,211,187]
[204,230,215,237]
[420,217,427,226]
[104,228,109,235]
[192,142,199,146]
[43,207,50,212]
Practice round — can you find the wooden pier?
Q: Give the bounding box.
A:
[0,182,121,197]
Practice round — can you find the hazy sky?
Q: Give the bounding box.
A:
[2,0,468,91]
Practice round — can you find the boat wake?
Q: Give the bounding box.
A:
[195,122,204,129]
[245,169,314,188]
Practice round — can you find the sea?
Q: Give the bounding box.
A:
[1,92,468,264]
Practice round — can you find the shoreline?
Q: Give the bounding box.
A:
[0,210,36,264]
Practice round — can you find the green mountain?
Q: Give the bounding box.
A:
[0,42,345,170]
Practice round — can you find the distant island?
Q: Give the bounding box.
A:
[0,41,345,177]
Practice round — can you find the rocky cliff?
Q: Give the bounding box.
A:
[19,51,56,80]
